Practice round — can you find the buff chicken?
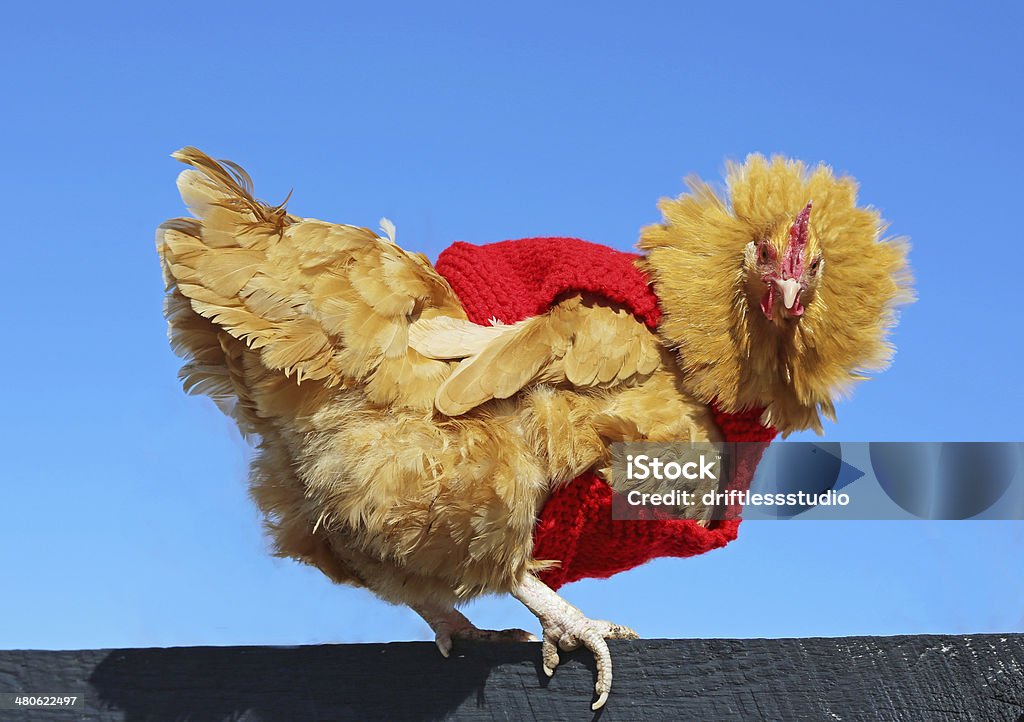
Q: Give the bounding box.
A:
[157,149,911,709]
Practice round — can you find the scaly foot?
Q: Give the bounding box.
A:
[513,574,638,710]
[414,604,536,658]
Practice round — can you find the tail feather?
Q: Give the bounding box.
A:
[157,147,467,430]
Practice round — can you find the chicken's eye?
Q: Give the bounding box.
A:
[758,244,772,264]
[809,256,821,275]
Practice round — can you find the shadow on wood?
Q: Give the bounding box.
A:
[1,635,1022,720]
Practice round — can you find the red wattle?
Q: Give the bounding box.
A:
[761,286,775,319]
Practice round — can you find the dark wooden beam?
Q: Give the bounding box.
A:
[1,635,1022,720]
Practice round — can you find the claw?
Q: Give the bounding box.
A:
[541,636,560,676]
[513,575,637,710]
[435,635,453,658]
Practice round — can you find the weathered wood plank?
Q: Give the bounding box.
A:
[0,635,1021,721]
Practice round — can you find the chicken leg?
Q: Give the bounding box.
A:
[513,574,639,710]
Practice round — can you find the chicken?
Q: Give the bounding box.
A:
[157,149,912,709]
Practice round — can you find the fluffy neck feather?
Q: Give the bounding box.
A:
[637,156,913,435]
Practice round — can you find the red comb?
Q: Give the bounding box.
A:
[782,200,812,279]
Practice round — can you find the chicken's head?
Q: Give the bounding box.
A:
[746,200,820,322]
[637,154,914,434]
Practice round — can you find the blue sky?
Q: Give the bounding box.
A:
[1,2,1021,650]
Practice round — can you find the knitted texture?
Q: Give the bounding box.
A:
[435,237,662,328]
[435,237,777,590]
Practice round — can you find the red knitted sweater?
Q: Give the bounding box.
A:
[435,237,777,590]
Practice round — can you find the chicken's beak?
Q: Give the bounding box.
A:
[775,278,802,313]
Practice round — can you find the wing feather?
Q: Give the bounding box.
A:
[427,294,662,416]
[160,148,665,424]
[158,147,468,414]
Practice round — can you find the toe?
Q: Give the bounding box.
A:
[498,627,538,643]
[451,626,538,643]
[434,634,453,658]
[578,629,613,710]
[541,635,560,676]
[558,633,581,652]
[594,620,640,640]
